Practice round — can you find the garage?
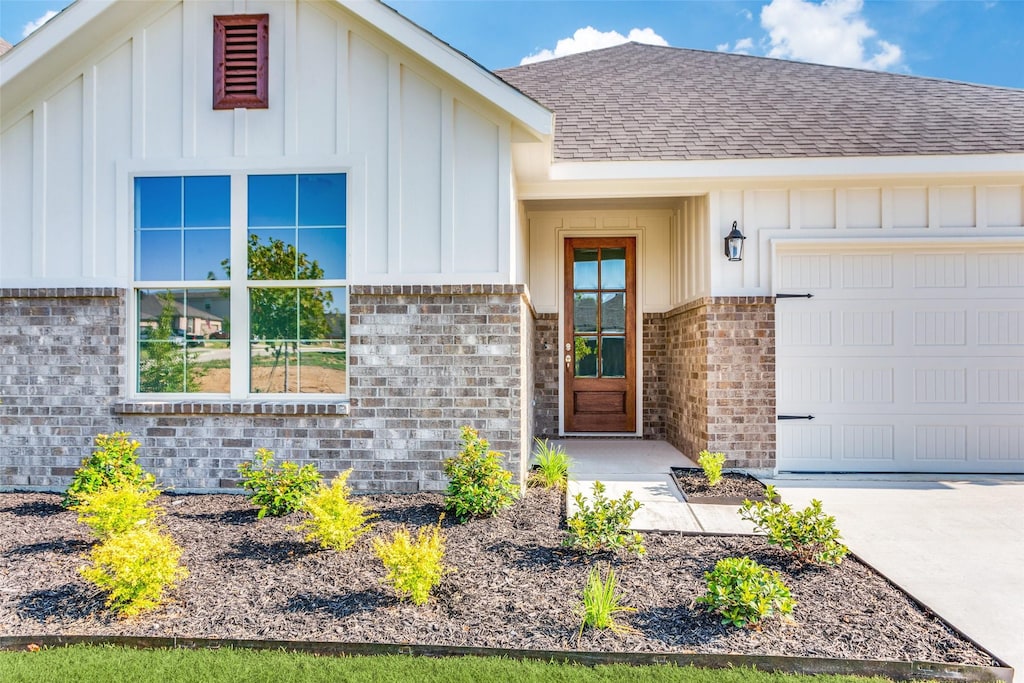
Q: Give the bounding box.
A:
[775,243,1024,473]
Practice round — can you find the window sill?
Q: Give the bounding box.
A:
[112,400,349,416]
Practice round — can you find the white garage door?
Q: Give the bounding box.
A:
[775,245,1024,473]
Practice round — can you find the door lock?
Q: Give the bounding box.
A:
[565,354,572,370]
[565,342,572,351]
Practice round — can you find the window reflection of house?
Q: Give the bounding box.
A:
[138,292,224,336]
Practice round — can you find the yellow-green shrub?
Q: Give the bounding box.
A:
[72,484,162,540]
[291,470,375,551]
[79,525,188,617]
[63,432,155,508]
[373,522,446,606]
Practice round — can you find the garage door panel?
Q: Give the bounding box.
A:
[776,245,1024,473]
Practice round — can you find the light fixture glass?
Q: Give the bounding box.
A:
[724,221,746,262]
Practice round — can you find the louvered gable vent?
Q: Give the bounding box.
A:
[213,14,269,110]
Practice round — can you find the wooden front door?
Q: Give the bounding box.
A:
[563,237,637,433]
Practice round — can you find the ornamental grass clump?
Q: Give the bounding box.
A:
[373,521,447,606]
[79,524,189,618]
[291,470,375,551]
[565,481,645,556]
[237,448,321,518]
[442,426,519,522]
[577,565,637,643]
[739,485,849,566]
[697,556,795,629]
[527,438,571,491]
[73,484,163,540]
[697,449,726,487]
[63,432,156,508]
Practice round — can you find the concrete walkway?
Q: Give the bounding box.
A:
[559,439,756,535]
[556,439,1023,677]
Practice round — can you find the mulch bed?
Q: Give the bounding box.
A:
[671,468,769,501]
[0,490,994,666]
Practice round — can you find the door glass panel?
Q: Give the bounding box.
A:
[601,247,626,289]
[574,336,598,377]
[601,292,625,333]
[573,292,598,332]
[601,336,625,378]
[573,248,598,289]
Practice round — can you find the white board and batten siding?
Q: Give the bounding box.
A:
[0,0,514,287]
[774,244,1024,473]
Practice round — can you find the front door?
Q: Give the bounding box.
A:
[563,237,637,432]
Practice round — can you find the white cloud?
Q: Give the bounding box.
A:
[717,37,755,55]
[520,26,668,65]
[739,9,754,21]
[760,0,903,70]
[22,9,59,39]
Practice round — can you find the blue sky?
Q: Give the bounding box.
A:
[3,0,1022,88]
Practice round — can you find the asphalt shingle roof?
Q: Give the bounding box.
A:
[496,43,1024,162]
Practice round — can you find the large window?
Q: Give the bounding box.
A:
[133,173,347,397]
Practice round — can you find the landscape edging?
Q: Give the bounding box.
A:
[0,634,1012,682]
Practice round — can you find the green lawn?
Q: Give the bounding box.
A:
[0,646,904,683]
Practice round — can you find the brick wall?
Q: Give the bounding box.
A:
[663,301,709,459]
[642,314,667,439]
[0,286,534,492]
[532,314,559,438]
[662,297,775,470]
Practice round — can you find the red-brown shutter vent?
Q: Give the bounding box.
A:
[213,14,269,110]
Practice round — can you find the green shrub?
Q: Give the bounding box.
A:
[565,481,645,556]
[697,556,795,628]
[80,525,189,617]
[63,432,156,508]
[527,438,571,491]
[237,448,321,518]
[697,449,726,487]
[373,522,447,606]
[291,470,375,551]
[577,565,637,642]
[442,426,519,522]
[73,484,162,540]
[739,485,849,566]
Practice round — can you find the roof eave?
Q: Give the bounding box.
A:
[547,153,1024,182]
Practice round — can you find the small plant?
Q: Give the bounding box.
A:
[740,485,849,566]
[79,524,189,617]
[373,521,447,606]
[528,438,571,491]
[291,470,375,551]
[73,484,162,540]
[63,432,156,508]
[565,481,645,556]
[237,448,321,518]
[442,426,519,522]
[697,556,795,629]
[697,449,726,487]
[577,565,637,643]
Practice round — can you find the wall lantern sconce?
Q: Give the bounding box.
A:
[724,221,746,262]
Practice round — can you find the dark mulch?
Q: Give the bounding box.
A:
[671,468,769,501]
[0,491,994,666]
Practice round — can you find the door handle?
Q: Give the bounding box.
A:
[565,354,572,370]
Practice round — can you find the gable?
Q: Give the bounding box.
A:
[0,0,549,286]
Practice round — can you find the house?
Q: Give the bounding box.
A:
[1,0,1021,492]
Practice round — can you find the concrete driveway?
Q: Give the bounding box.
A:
[767,476,1024,678]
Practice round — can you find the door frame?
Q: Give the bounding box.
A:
[558,229,644,436]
